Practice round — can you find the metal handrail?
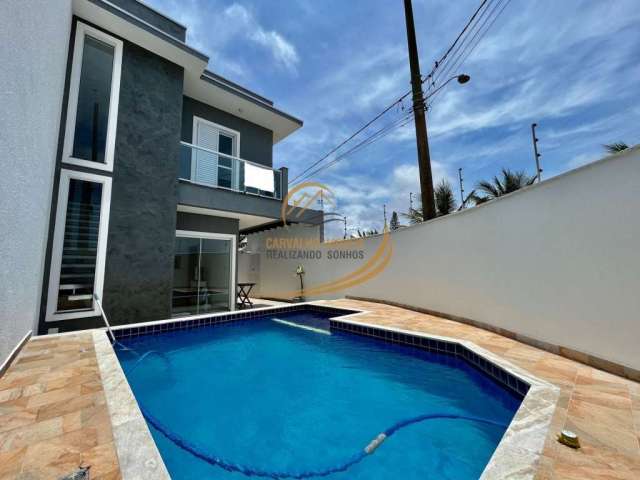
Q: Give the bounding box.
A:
[178,141,282,200]
[179,141,276,171]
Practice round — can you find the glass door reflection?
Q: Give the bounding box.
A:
[171,234,234,317]
[199,239,231,313]
[171,237,201,316]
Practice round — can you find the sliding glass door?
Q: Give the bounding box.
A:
[171,232,235,317]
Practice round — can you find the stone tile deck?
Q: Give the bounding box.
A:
[1,299,639,479]
[0,333,120,480]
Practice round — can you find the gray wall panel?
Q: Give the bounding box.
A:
[101,41,184,326]
[176,212,239,236]
[182,96,274,167]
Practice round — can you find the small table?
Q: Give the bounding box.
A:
[237,282,256,309]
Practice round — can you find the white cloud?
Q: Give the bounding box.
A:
[223,4,299,73]
[145,0,299,78]
[319,161,453,239]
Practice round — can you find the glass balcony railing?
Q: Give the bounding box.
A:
[178,141,282,200]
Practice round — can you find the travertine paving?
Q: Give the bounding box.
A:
[0,333,120,480]
[1,299,639,479]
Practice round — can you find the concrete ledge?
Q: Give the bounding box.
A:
[345,296,640,382]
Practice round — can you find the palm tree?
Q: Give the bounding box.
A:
[401,207,423,224]
[471,168,536,204]
[401,180,458,222]
[603,142,629,154]
[434,179,456,216]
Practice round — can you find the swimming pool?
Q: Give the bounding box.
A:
[115,307,524,479]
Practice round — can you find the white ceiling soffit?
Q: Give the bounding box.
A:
[177,205,277,231]
[73,0,207,73]
[183,71,303,144]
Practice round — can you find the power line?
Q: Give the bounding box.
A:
[292,115,415,185]
[422,0,491,89]
[288,92,414,184]
[291,110,416,185]
[429,0,512,106]
[289,0,497,186]
[430,0,497,89]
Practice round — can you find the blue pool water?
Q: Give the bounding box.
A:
[116,310,522,479]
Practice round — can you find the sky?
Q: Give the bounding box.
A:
[147,0,640,238]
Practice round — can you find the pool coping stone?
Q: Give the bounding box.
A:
[92,301,559,480]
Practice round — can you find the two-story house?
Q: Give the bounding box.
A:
[5,0,315,335]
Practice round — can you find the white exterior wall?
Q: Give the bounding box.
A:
[0,0,72,365]
[250,147,640,370]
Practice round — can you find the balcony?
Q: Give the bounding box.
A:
[178,141,283,200]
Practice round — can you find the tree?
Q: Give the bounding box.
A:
[389,211,400,230]
[401,179,457,223]
[471,168,536,204]
[434,179,456,216]
[603,142,629,154]
[401,206,423,224]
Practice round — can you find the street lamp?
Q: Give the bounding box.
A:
[423,73,471,102]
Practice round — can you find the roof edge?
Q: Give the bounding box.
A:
[89,0,208,62]
[200,74,303,127]
[203,70,274,106]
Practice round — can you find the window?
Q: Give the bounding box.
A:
[172,231,236,317]
[63,22,122,172]
[192,117,241,190]
[46,170,112,322]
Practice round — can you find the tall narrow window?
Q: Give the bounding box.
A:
[72,36,114,164]
[56,179,103,312]
[47,171,112,322]
[63,23,122,172]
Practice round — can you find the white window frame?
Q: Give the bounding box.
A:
[62,22,123,172]
[175,230,237,313]
[191,116,241,188]
[46,170,112,322]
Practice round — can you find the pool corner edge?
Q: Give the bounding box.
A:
[92,329,171,480]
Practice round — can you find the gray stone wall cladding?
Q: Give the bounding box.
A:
[102,40,184,326]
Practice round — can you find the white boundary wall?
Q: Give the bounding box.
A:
[248,147,640,371]
[0,0,72,366]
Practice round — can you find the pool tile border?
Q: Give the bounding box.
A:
[110,303,359,340]
[329,319,531,397]
[94,301,559,480]
[327,314,560,480]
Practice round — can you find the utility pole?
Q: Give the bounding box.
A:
[383,204,388,229]
[409,192,413,211]
[343,216,347,239]
[531,123,542,182]
[404,0,436,220]
[458,168,465,207]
